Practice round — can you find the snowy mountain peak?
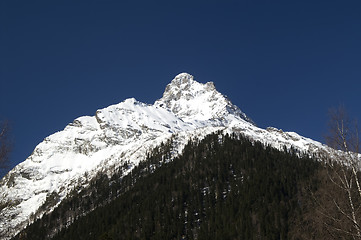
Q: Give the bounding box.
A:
[172,72,194,85]
[161,73,215,101]
[155,73,252,125]
[0,73,330,239]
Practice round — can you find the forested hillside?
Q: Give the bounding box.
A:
[14,133,329,240]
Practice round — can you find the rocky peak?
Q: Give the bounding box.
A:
[171,72,194,85]
[155,73,253,125]
[161,73,197,103]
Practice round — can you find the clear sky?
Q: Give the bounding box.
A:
[1,0,361,171]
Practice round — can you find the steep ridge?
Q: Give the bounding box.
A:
[0,73,328,239]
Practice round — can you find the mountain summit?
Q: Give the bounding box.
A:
[155,73,252,124]
[0,73,326,239]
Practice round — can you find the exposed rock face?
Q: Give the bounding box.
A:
[155,73,252,124]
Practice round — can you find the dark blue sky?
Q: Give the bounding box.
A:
[1,0,361,170]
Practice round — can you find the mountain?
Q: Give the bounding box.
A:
[0,73,328,239]
[16,133,322,240]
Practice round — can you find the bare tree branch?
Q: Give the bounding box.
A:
[322,106,361,239]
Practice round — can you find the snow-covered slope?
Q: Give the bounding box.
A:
[0,73,328,239]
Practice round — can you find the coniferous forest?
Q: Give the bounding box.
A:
[13,133,351,240]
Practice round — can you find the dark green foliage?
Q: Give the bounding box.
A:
[13,133,320,240]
